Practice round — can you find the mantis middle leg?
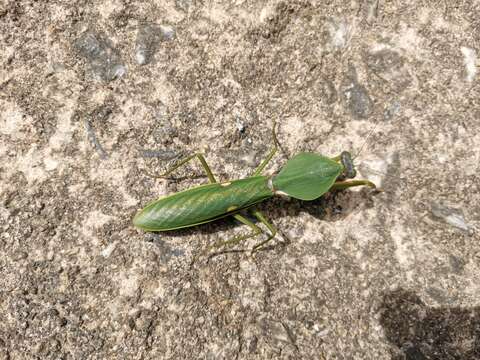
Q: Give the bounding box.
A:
[252,122,280,176]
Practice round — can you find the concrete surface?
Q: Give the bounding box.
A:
[1,0,479,359]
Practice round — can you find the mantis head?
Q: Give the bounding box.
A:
[338,151,357,180]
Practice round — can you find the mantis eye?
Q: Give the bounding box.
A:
[340,151,357,179]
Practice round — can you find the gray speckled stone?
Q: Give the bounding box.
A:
[75,31,126,82]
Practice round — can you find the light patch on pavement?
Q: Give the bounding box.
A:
[391,222,415,269]
[101,241,117,257]
[80,210,114,247]
[460,47,477,82]
[0,100,31,139]
[327,19,352,49]
[49,99,77,150]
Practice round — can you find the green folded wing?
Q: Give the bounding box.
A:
[133,176,273,231]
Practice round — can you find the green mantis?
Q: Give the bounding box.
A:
[133,125,376,253]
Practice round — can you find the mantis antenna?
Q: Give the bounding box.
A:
[352,121,379,160]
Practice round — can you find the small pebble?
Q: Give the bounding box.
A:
[75,31,126,82]
[431,202,471,232]
[135,24,176,65]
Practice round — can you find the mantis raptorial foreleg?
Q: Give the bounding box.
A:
[330,179,376,190]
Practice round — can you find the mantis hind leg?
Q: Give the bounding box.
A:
[222,213,263,246]
[145,153,217,183]
[215,210,283,253]
[200,213,264,259]
[199,210,285,260]
[252,122,280,176]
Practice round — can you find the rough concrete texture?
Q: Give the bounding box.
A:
[1,0,479,359]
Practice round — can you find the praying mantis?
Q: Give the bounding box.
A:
[133,124,376,253]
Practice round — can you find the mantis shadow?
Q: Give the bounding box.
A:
[258,187,376,222]
[379,289,480,359]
